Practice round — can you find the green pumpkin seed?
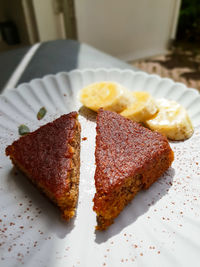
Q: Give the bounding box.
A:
[18,124,30,136]
[37,107,47,120]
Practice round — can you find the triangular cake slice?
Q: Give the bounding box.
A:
[93,109,174,230]
[6,112,81,221]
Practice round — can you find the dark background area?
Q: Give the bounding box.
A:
[177,0,200,43]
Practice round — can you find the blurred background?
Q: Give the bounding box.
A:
[0,0,199,90]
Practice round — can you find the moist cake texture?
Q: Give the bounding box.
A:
[93,109,174,230]
[6,112,81,220]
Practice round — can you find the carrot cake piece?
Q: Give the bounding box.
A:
[6,112,81,221]
[93,109,174,230]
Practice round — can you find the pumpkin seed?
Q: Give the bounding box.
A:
[37,107,47,120]
[18,124,30,136]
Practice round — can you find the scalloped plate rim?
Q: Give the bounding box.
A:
[2,68,199,98]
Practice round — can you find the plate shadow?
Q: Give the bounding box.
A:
[7,167,75,239]
[78,106,97,122]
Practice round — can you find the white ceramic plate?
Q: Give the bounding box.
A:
[0,69,200,267]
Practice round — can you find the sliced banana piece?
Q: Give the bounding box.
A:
[146,98,194,140]
[120,91,158,122]
[79,81,134,112]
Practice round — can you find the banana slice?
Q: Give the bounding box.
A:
[146,98,194,140]
[79,81,134,112]
[120,91,158,122]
